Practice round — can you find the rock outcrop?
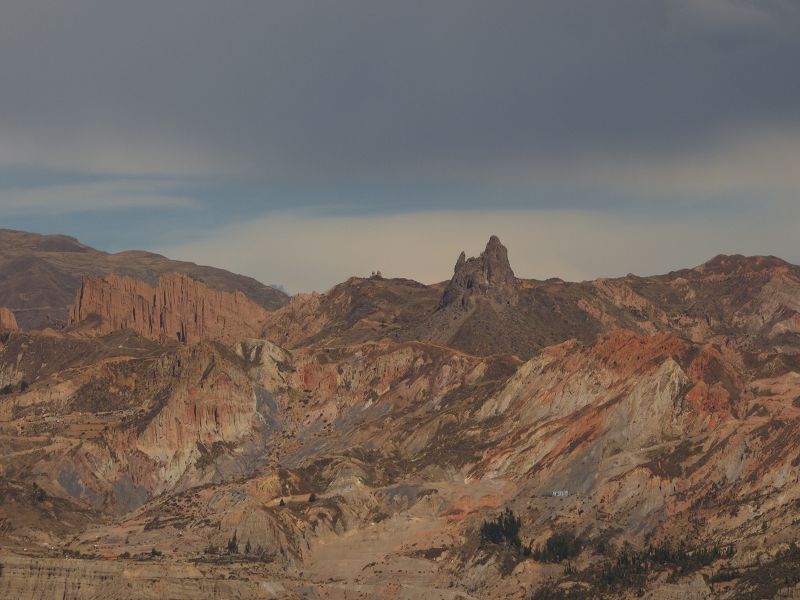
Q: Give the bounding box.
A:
[0,307,18,331]
[69,272,270,345]
[438,235,518,310]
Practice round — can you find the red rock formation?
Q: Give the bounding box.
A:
[0,307,18,331]
[69,272,269,345]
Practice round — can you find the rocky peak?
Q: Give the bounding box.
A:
[68,272,270,345]
[0,307,19,331]
[438,235,518,310]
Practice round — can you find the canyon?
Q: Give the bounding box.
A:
[1,230,800,599]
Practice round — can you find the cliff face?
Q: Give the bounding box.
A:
[69,272,270,345]
[0,307,18,331]
[0,229,288,330]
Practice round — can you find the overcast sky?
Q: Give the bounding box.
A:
[1,1,798,292]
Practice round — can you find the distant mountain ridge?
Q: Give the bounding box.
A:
[0,228,289,329]
[10,228,800,362]
[261,236,800,359]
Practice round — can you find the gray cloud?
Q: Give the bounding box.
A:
[1,0,798,195]
[2,0,799,290]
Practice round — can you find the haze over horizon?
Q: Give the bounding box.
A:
[1,1,799,292]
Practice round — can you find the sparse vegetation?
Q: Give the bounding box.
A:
[479,511,584,567]
[30,483,46,502]
[708,567,739,583]
[527,540,733,598]
[480,508,522,548]
[227,531,239,554]
[529,586,591,600]
[254,545,274,562]
[593,541,729,590]
[718,541,800,597]
[532,532,582,563]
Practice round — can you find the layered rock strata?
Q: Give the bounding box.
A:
[69,272,269,345]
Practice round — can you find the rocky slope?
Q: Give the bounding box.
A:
[2,232,800,599]
[264,236,800,359]
[0,229,288,330]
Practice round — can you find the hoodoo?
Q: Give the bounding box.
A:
[438,235,518,309]
[69,272,270,345]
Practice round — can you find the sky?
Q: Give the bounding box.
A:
[1,0,799,292]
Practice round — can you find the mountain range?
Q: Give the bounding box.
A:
[1,229,799,599]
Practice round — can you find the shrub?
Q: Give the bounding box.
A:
[227,531,238,554]
[31,483,46,502]
[594,541,728,590]
[254,545,273,562]
[709,568,739,583]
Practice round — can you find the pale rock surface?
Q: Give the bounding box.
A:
[0,307,18,331]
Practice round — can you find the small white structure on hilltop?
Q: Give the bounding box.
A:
[552,490,569,497]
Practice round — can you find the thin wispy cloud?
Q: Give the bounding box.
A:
[0,180,197,217]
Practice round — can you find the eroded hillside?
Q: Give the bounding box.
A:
[1,234,800,599]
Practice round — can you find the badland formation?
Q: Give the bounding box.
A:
[1,228,800,599]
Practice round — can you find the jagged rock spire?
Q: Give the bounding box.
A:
[438,236,517,310]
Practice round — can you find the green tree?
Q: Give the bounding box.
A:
[227,531,239,554]
[480,508,522,548]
